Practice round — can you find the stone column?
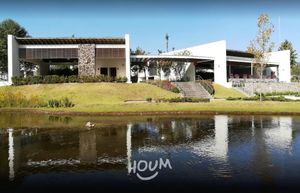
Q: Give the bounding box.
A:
[78,44,96,77]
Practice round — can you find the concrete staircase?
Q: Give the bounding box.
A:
[174,82,212,99]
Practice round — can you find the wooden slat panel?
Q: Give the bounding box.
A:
[96,48,125,58]
[19,48,78,59]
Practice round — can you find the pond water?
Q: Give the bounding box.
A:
[1,112,300,193]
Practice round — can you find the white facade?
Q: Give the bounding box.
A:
[269,50,291,83]
[165,40,229,86]
[163,40,290,87]
[5,35,291,87]
[7,35,21,84]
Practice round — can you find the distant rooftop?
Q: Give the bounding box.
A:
[15,37,125,45]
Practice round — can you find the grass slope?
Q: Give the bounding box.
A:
[0,82,179,105]
[213,83,245,98]
[1,83,300,114]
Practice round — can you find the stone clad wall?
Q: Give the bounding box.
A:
[237,82,300,96]
[78,44,96,76]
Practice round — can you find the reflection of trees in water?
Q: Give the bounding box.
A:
[48,116,73,124]
[0,115,298,185]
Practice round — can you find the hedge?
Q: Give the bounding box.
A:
[11,75,128,86]
[226,95,300,102]
[157,97,210,103]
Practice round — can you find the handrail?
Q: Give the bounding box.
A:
[196,75,215,95]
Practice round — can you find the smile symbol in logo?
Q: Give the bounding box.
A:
[129,158,172,181]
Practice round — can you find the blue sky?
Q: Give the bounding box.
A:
[1,0,300,57]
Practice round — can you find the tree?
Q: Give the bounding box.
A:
[20,60,38,77]
[0,19,29,73]
[278,40,297,67]
[171,50,192,81]
[130,47,149,81]
[156,59,172,80]
[247,14,274,101]
[291,65,300,82]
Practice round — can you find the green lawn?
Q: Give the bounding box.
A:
[0,83,179,105]
[213,83,245,98]
[1,83,300,115]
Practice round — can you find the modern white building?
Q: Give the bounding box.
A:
[5,34,291,87]
[132,40,291,87]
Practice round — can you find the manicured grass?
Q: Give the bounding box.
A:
[1,83,300,115]
[37,100,300,114]
[0,83,179,105]
[213,83,245,99]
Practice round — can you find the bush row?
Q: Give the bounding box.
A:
[226,96,300,102]
[156,97,210,103]
[12,75,128,86]
[144,80,180,93]
[257,91,300,97]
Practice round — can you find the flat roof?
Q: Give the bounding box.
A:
[15,37,125,45]
[226,49,254,58]
[131,55,213,63]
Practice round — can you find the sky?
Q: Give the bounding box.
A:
[0,0,300,57]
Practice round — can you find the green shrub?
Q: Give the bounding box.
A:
[11,76,23,86]
[146,97,152,102]
[43,75,61,84]
[171,87,180,93]
[31,76,43,84]
[157,97,209,103]
[0,90,45,107]
[242,96,260,101]
[116,76,128,83]
[47,97,74,108]
[12,75,127,86]
[121,76,128,83]
[68,75,79,83]
[80,76,98,82]
[263,91,300,96]
[226,97,242,100]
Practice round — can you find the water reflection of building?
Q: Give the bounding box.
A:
[0,126,128,182]
[264,117,293,152]
[190,115,229,161]
[79,130,97,164]
[0,115,297,182]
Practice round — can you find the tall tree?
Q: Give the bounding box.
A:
[247,14,274,101]
[156,59,172,80]
[0,19,28,73]
[278,40,297,66]
[172,50,192,81]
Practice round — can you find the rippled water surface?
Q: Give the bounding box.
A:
[1,112,300,193]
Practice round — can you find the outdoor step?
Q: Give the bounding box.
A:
[174,82,212,99]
